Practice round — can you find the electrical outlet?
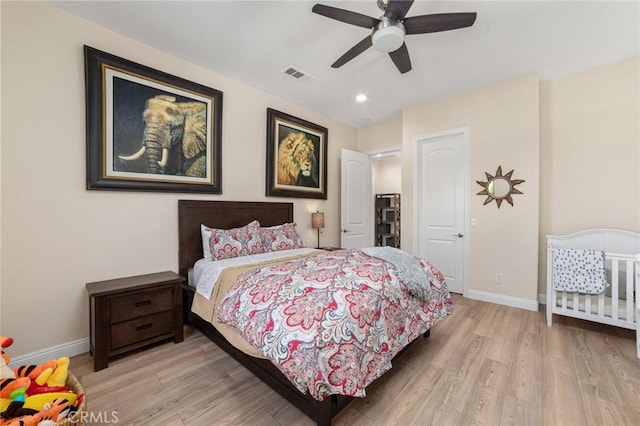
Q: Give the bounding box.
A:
[496,273,503,284]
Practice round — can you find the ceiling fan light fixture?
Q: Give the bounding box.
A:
[372,19,405,53]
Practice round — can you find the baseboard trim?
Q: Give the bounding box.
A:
[8,338,90,368]
[7,292,543,365]
[466,289,539,312]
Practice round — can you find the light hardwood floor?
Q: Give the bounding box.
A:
[70,294,640,425]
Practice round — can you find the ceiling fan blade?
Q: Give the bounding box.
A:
[332,36,373,68]
[384,0,414,21]
[403,12,477,35]
[312,4,379,29]
[388,42,412,74]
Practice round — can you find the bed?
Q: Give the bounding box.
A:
[546,229,640,358]
[177,200,453,425]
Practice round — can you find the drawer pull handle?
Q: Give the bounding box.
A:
[136,323,152,332]
[135,300,151,308]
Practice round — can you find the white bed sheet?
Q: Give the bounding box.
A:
[193,248,322,299]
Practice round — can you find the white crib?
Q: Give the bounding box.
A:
[546,229,640,358]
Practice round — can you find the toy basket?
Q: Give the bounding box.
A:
[57,371,87,426]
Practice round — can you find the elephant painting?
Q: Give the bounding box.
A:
[119,95,207,177]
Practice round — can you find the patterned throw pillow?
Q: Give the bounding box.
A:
[260,223,304,252]
[206,220,264,261]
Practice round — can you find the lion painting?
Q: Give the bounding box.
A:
[277,132,319,187]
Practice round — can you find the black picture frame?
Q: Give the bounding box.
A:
[84,46,223,193]
[265,108,328,199]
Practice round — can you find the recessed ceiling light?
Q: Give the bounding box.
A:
[355,94,367,102]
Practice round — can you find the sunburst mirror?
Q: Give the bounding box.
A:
[476,166,525,208]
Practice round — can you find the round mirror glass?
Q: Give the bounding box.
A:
[487,177,511,198]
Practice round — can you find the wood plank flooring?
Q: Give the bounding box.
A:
[70,294,640,425]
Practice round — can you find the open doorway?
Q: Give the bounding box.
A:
[340,148,402,250]
[371,149,402,194]
[370,149,402,248]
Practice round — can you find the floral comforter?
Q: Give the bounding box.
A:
[216,249,453,400]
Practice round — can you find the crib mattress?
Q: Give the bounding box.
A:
[552,292,637,325]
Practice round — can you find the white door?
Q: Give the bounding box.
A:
[341,149,372,249]
[413,129,468,294]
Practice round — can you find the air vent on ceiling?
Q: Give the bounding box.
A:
[282,66,314,82]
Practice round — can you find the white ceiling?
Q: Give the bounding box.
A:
[51,1,639,127]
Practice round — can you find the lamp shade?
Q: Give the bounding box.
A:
[311,211,325,229]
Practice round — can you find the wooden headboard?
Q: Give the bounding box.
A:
[177,200,294,279]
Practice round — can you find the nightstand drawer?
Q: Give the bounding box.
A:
[109,288,173,323]
[110,311,173,350]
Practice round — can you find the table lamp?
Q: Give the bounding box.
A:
[311,211,325,249]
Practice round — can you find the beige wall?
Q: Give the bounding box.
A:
[402,74,541,303]
[357,115,402,153]
[538,56,640,296]
[372,157,401,194]
[0,2,357,356]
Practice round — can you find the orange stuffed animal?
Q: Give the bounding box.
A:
[13,360,57,382]
[2,397,72,426]
[1,337,31,401]
[0,338,12,366]
[0,337,14,378]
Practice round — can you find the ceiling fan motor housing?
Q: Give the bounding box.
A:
[372,17,405,53]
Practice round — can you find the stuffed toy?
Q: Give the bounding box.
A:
[0,338,15,380]
[0,338,13,368]
[1,400,38,424]
[0,338,30,402]
[22,391,77,412]
[14,357,68,399]
[45,358,68,388]
[0,337,31,423]
[36,398,72,423]
[13,360,57,382]
[0,337,15,414]
[0,340,80,426]
[0,377,30,400]
[2,397,73,426]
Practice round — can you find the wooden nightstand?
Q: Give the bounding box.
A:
[86,271,184,371]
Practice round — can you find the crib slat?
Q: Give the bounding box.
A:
[611,259,619,320]
[598,291,605,318]
[636,254,639,358]
[573,293,579,313]
[585,294,592,315]
[562,292,567,310]
[626,259,633,322]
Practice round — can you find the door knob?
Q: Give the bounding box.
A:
[342,229,349,233]
[453,233,463,238]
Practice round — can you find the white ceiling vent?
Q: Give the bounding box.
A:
[282,66,314,83]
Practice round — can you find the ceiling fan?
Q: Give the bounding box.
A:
[312,0,477,74]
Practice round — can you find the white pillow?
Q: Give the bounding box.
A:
[201,224,212,260]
